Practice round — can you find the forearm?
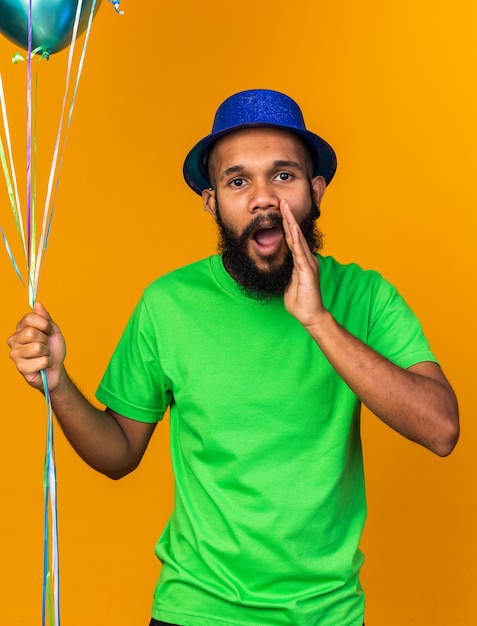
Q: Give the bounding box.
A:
[305,311,459,456]
[48,370,138,478]
[281,202,458,455]
[7,304,154,478]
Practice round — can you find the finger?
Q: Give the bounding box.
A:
[14,309,51,335]
[14,353,52,376]
[13,355,51,390]
[294,222,318,266]
[33,301,51,321]
[281,199,302,250]
[280,200,293,245]
[10,328,49,348]
[280,198,297,231]
[8,325,49,349]
[280,200,316,269]
[11,333,50,355]
[9,337,52,376]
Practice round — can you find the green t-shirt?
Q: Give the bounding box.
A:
[96,254,437,626]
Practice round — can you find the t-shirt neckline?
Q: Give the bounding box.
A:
[208,254,284,307]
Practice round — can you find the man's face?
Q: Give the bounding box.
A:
[202,127,326,297]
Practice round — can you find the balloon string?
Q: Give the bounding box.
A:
[33,0,84,300]
[1,1,122,624]
[1,0,123,294]
[41,368,59,626]
[0,227,24,282]
[37,1,101,623]
[35,0,99,296]
[0,74,26,260]
[27,0,35,307]
[24,2,56,620]
[31,62,40,293]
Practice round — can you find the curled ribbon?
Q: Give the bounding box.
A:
[0,1,123,624]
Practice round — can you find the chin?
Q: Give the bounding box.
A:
[252,257,284,273]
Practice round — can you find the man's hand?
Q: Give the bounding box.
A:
[8,302,66,393]
[8,302,156,478]
[281,199,326,329]
[280,199,459,455]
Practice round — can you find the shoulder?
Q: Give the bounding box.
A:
[317,254,407,331]
[143,256,216,299]
[318,254,392,293]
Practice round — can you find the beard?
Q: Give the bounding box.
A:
[216,200,323,300]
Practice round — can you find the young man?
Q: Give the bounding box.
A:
[8,89,459,626]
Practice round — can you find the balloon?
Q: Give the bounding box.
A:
[0,0,102,55]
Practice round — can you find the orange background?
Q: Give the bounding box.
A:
[0,1,475,624]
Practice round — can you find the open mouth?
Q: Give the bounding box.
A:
[251,225,284,256]
[253,226,282,245]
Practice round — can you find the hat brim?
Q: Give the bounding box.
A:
[183,122,337,196]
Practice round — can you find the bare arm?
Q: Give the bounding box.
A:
[281,200,459,456]
[8,303,156,479]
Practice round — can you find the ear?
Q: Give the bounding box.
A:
[310,175,326,208]
[202,188,217,220]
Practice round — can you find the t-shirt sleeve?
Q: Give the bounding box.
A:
[366,275,439,369]
[96,296,172,423]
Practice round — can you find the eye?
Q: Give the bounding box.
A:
[275,172,293,181]
[230,177,246,187]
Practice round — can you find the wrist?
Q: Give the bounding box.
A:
[303,309,335,341]
[47,366,69,396]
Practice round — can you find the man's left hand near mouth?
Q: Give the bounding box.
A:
[281,199,327,331]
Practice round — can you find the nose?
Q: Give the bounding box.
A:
[248,179,280,212]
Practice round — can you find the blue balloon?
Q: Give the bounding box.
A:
[0,0,102,55]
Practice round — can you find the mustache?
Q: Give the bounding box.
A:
[240,213,283,242]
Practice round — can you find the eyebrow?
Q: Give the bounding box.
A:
[222,165,245,178]
[220,160,304,180]
[273,160,303,170]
